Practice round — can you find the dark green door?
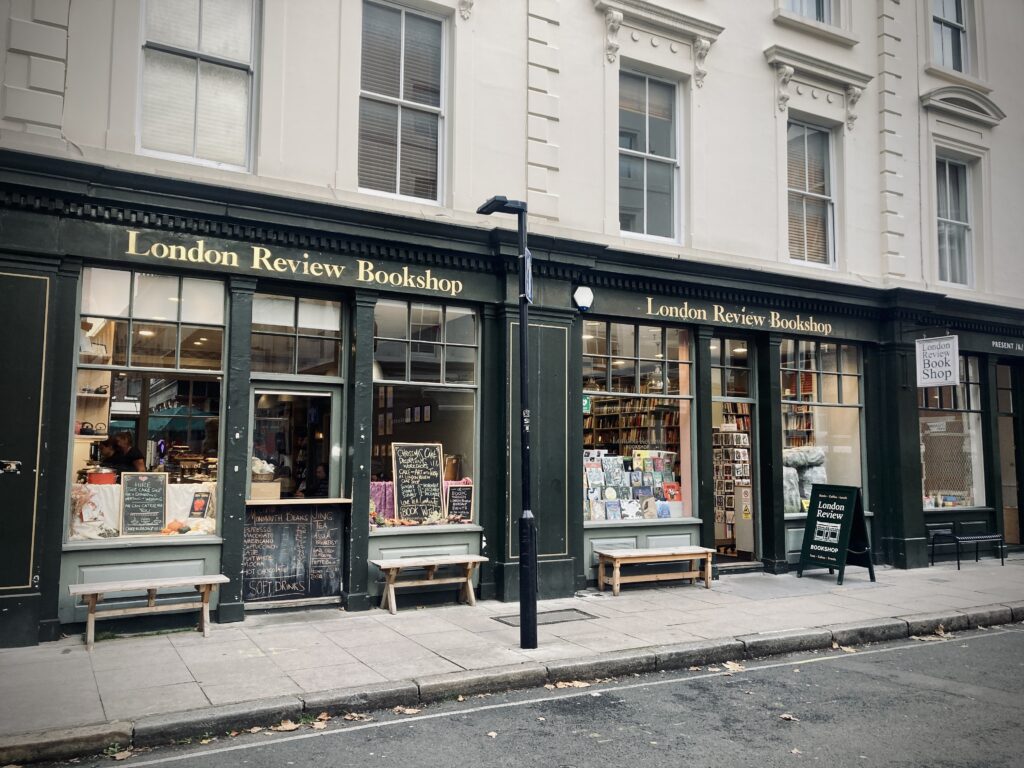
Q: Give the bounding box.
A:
[0,271,49,645]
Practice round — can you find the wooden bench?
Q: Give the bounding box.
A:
[369,555,488,615]
[68,574,229,650]
[594,546,715,596]
[929,528,1004,570]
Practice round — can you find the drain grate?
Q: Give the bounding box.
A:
[493,608,597,627]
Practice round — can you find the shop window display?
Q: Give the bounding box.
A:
[370,300,478,526]
[779,340,863,515]
[582,321,692,522]
[919,354,986,508]
[70,268,224,541]
[250,392,333,500]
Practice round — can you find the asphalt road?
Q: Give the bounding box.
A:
[46,625,1024,768]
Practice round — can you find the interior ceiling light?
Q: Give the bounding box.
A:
[138,329,155,337]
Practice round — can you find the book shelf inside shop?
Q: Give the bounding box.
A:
[782,372,816,449]
[713,401,753,559]
[582,397,681,455]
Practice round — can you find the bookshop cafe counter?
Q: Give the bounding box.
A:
[242,497,351,605]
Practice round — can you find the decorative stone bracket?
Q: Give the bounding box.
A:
[458,0,474,21]
[604,9,623,63]
[776,64,795,111]
[694,37,711,88]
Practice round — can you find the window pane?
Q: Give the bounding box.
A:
[781,371,798,399]
[298,299,341,338]
[132,322,178,368]
[251,333,294,373]
[840,345,860,374]
[147,0,199,50]
[821,373,840,404]
[804,197,829,264]
[141,49,197,156]
[253,392,332,500]
[618,155,644,233]
[841,375,860,404]
[936,160,949,219]
[780,339,796,368]
[359,98,398,192]
[920,411,986,507]
[787,123,806,190]
[667,359,690,396]
[997,364,1011,389]
[637,326,662,359]
[583,321,608,356]
[618,72,646,151]
[200,0,252,62]
[583,357,607,391]
[799,341,816,370]
[80,317,129,366]
[725,339,749,368]
[133,274,179,321]
[82,268,131,317]
[403,13,441,107]
[647,80,675,158]
[646,160,674,238]
[180,279,224,325]
[297,337,341,376]
[711,368,722,397]
[639,359,665,394]
[725,369,749,397]
[708,337,721,366]
[399,108,438,200]
[374,339,407,380]
[788,192,806,260]
[445,345,475,384]
[375,300,408,340]
[609,323,635,357]
[410,303,442,343]
[805,127,829,196]
[253,294,295,332]
[196,61,249,166]
[666,328,686,361]
[998,388,1013,413]
[610,359,636,393]
[361,1,401,98]
[180,326,223,369]
[819,342,838,373]
[947,162,967,223]
[410,341,442,382]
[445,306,476,346]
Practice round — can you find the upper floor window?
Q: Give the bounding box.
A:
[251,294,343,376]
[936,158,971,285]
[787,121,834,265]
[786,0,831,25]
[932,0,967,72]
[359,1,443,202]
[140,0,256,168]
[618,71,677,239]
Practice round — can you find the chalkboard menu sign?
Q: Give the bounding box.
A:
[243,507,342,602]
[392,443,444,523]
[796,484,876,585]
[446,484,474,521]
[120,472,168,535]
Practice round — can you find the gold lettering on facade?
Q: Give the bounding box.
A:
[645,296,832,335]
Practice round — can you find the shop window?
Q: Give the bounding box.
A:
[619,71,678,239]
[779,340,863,514]
[583,321,692,522]
[936,158,972,286]
[787,121,834,265]
[370,300,478,527]
[140,0,257,168]
[251,391,334,499]
[71,268,224,541]
[359,0,444,201]
[251,294,343,376]
[919,354,986,508]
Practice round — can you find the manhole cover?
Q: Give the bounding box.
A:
[493,608,597,627]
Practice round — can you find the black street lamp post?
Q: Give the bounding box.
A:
[477,195,537,649]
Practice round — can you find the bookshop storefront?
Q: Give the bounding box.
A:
[575,285,875,577]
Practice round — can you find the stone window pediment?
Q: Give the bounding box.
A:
[764,45,871,129]
[920,86,1005,127]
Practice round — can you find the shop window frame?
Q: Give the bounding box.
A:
[250,293,346,380]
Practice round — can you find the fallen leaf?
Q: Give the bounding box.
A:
[723,661,746,672]
[745,691,755,695]
[707,666,721,672]
[310,722,327,731]
[779,714,800,722]
[554,680,591,689]
[393,706,422,715]
[457,695,465,702]
[343,712,373,722]
[486,731,497,739]
[840,646,857,654]
[113,751,133,761]
[544,684,555,690]
[228,731,240,738]
[935,624,946,637]
[537,717,546,722]
[271,720,301,732]
[317,712,330,721]
[911,635,943,642]
[831,641,840,649]
[247,727,264,734]
[791,748,802,754]
[198,738,214,745]
[687,666,702,672]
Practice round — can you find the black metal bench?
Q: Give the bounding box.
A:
[929,528,1004,570]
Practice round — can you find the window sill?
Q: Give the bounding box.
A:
[370,523,483,536]
[771,10,860,48]
[63,534,223,551]
[923,65,992,95]
[585,517,701,528]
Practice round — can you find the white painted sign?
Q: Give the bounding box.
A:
[916,335,959,387]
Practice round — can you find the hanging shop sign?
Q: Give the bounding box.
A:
[796,484,875,586]
[915,335,960,387]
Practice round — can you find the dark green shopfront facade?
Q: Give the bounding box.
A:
[1,152,1022,647]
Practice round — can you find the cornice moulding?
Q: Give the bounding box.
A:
[763,45,872,89]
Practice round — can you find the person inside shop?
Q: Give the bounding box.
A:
[110,431,146,475]
[295,462,329,498]
[97,437,118,468]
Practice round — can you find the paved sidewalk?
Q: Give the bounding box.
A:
[2,555,1023,763]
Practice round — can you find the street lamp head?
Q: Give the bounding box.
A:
[477,196,527,216]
